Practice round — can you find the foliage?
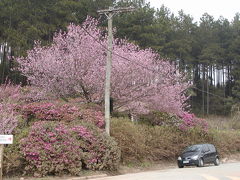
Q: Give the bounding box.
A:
[0,0,112,56]
[111,118,148,163]
[230,110,240,130]
[20,121,120,177]
[139,111,208,132]
[139,111,181,126]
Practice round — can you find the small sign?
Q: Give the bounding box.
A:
[0,135,13,144]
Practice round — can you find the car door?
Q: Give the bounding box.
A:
[207,144,217,162]
[202,144,211,163]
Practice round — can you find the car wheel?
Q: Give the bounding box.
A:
[178,164,184,168]
[214,157,220,166]
[197,158,204,167]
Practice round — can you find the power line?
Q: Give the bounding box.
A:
[80,21,158,72]
[77,15,228,101]
[192,87,225,99]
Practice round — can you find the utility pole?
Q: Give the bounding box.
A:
[97,6,135,135]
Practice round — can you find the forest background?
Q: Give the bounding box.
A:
[1,0,240,116]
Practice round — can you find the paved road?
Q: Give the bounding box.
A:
[97,162,240,180]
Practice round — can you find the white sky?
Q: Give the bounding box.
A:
[147,0,240,22]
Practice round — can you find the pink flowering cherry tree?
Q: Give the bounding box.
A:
[16,17,190,116]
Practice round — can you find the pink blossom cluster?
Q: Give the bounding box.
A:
[178,112,208,131]
[0,84,21,134]
[21,101,105,128]
[16,17,190,116]
[20,121,120,176]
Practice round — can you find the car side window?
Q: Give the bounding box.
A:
[203,145,210,152]
[208,144,216,152]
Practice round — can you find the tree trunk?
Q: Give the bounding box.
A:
[207,66,209,115]
[202,64,205,115]
[1,45,6,84]
[210,65,212,86]
[222,65,226,115]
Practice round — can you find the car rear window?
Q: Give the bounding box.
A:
[207,144,216,152]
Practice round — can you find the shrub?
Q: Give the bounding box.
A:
[139,111,208,132]
[178,112,208,131]
[21,101,105,128]
[20,121,83,176]
[139,111,181,127]
[21,102,80,122]
[111,118,149,163]
[72,122,120,170]
[209,130,240,156]
[3,125,31,176]
[20,121,120,177]
[81,109,105,129]
[230,111,240,130]
[111,117,231,163]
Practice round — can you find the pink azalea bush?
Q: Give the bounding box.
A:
[20,121,83,176]
[21,101,105,128]
[20,121,120,177]
[21,102,80,122]
[81,109,105,129]
[71,122,120,170]
[179,112,208,131]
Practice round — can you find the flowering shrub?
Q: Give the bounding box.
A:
[21,102,80,122]
[179,112,208,131]
[81,109,105,129]
[20,121,83,176]
[20,121,120,176]
[0,84,21,134]
[21,102,105,128]
[72,122,120,170]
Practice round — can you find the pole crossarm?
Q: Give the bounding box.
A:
[97,6,136,15]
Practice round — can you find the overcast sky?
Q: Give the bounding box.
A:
[147,0,240,22]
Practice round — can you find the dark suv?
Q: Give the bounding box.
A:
[177,144,220,168]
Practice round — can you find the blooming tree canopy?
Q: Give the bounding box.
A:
[16,17,190,116]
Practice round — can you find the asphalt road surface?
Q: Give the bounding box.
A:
[97,162,240,180]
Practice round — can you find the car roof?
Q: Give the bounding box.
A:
[188,143,215,147]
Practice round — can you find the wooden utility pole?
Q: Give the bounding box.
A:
[97,6,135,135]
